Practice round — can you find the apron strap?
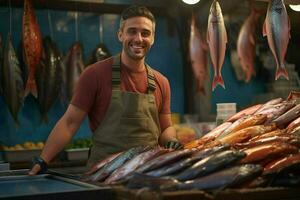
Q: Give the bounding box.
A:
[146,65,156,93]
[111,54,156,93]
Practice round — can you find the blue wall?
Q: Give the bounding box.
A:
[0,7,185,146]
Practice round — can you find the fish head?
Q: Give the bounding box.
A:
[209,0,223,22]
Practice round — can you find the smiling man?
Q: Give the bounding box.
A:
[29,5,181,175]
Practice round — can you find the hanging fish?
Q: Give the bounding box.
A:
[2,34,24,124]
[207,0,227,91]
[189,14,208,95]
[22,0,43,98]
[237,6,261,82]
[36,37,63,123]
[61,42,85,104]
[87,43,111,66]
[263,0,290,80]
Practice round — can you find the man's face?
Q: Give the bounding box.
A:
[118,17,155,61]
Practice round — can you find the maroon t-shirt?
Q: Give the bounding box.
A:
[71,57,172,132]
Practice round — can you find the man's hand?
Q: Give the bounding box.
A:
[28,156,48,176]
[164,140,183,150]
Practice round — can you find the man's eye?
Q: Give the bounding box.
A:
[141,31,151,37]
[127,29,136,35]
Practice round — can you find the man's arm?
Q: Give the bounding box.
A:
[29,104,87,175]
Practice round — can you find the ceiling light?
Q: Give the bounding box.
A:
[182,0,201,5]
[289,4,300,12]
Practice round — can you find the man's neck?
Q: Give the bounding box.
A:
[121,52,145,72]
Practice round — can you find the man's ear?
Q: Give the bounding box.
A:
[117,29,123,42]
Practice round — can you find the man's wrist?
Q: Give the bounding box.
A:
[32,156,48,174]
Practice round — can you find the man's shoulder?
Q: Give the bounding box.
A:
[150,68,168,83]
[85,57,114,73]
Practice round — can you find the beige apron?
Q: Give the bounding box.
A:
[87,54,161,167]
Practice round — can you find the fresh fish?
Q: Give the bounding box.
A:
[184,122,231,149]
[273,104,300,128]
[234,135,300,149]
[263,101,295,124]
[23,0,43,98]
[1,34,24,124]
[136,149,195,173]
[163,164,262,191]
[207,0,227,91]
[217,114,268,140]
[189,14,208,94]
[105,147,168,184]
[147,145,230,177]
[84,151,122,176]
[264,153,300,175]
[254,98,283,114]
[286,115,300,134]
[61,42,85,104]
[226,104,262,122]
[263,0,290,80]
[249,129,286,141]
[218,123,276,145]
[87,146,148,182]
[241,142,298,164]
[175,150,246,181]
[237,7,261,82]
[36,37,63,123]
[87,43,111,66]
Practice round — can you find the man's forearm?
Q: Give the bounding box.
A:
[159,126,178,146]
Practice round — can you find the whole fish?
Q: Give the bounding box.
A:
[217,114,268,140]
[175,150,246,181]
[164,164,262,191]
[219,123,277,145]
[84,151,122,176]
[61,42,85,104]
[237,7,261,82]
[263,153,300,175]
[136,149,195,173]
[184,122,231,149]
[87,43,111,66]
[263,102,295,124]
[249,129,286,141]
[87,146,147,182]
[234,135,300,149]
[147,145,230,177]
[105,147,168,184]
[263,0,290,80]
[241,142,298,164]
[23,0,43,98]
[273,104,300,128]
[36,37,63,123]
[286,116,300,134]
[207,0,227,91]
[2,34,24,124]
[226,104,262,122]
[189,14,208,94]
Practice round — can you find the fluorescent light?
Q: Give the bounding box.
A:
[182,0,201,5]
[289,4,300,12]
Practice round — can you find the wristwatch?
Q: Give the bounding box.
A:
[31,156,48,174]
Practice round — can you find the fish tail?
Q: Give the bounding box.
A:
[25,78,37,98]
[275,66,289,80]
[212,75,225,91]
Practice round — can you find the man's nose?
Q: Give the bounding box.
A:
[134,32,143,41]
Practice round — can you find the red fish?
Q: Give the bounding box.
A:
[23,0,43,98]
[237,7,261,82]
[207,0,227,91]
[189,14,208,95]
[263,153,300,174]
[263,0,290,80]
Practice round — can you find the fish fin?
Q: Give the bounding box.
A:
[262,20,267,37]
[212,75,225,91]
[25,78,38,98]
[275,66,289,80]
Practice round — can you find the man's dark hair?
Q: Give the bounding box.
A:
[120,5,156,28]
